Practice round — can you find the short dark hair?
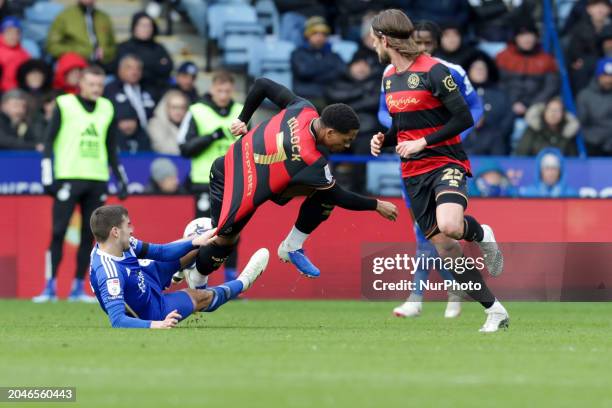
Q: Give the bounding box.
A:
[82,65,105,77]
[212,70,235,85]
[320,103,360,134]
[90,205,128,242]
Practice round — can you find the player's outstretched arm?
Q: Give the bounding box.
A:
[131,229,216,262]
[237,78,301,126]
[317,184,398,221]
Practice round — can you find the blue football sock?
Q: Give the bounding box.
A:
[202,280,243,312]
[224,268,237,283]
[46,278,56,294]
[71,278,83,293]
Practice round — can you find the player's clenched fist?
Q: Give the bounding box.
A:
[230,119,248,136]
[370,132,385,156]
[376,200,398,221]
[151,309,182,329]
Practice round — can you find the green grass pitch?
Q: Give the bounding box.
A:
[0,300,611,408]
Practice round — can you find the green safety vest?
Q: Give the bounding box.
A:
[53,94,114,181]
[189,102,243,184]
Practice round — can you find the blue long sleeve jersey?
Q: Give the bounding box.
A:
[378,59,483,139]
[89,237,195,328]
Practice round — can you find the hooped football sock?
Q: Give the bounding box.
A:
[202,280,244,312]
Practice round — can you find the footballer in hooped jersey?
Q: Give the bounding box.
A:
[88,205,268,329]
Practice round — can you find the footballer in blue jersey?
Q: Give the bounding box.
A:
[376,21,484,319]
[89,205,269,329]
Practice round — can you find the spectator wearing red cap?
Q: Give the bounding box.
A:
[52,52,88,94]
[0,17,30,91]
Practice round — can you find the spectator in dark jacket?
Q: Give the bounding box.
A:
[104,54,157,130]
[462,52,513,155]
[290,16,345,109]
[434,23,479,68]
[17,59,53,118]
[516,96,579,157]
[325,55,382,147]
[114,102,151,153]
[577,57,612,156]
[566,0,610,94]
[170,61,199,104]
[27,90,60,146]
[496,21,559,117]
[0,89,41,150]
[113,12,173,99]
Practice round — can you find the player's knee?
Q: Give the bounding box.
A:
[438,219,463,240]
[429,234,461,258]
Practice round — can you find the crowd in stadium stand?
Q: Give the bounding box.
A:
[0,0,610,196]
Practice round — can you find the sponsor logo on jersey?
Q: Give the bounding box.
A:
[443,75,458,92]
[107,278,121,296]
[386,94,420,111]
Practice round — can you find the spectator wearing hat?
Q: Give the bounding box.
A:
[148,89,189,155]
[468,161,516,198]
[496,21,559,118]
[577,57,612,156]
[52,52,89,95]
[290,16,346,110]
[0,17,30,92]
[434,23,478,69]
[171,61,199,104]
[145,157,185,194]
[516,96,579,157]
[113,12,173,99]
[0,89,41,150]
[115,102,152,154]
[27,90,61,146]
[46,0,116,65]
[462,52,513,156]
[566,0,611,94]
[520,148,576,197]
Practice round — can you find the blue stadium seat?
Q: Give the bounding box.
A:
[181,0,208,36]
[21,21,49,46]
[223,23,264,66]
[248,38,294,78]
[24,1,64,25]
[331,39,359,64]
[255,0,280,36]
[207,3,258,41]
[21,38,41,58]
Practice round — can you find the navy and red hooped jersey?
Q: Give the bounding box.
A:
[217,98,334,233]
[383,53,471,178]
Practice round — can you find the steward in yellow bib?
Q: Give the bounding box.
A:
[35,66,129,303]
[178,71,242,282]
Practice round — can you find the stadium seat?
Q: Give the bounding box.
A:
[21,38,41,58]
[24,1,64,25]
[331,39,359,64]
[222,23,265,67]
[207,3,258,41]
[181,0,208,36]
[255,0,280,36]
[21,21,49,46]
[248,38,295,78]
